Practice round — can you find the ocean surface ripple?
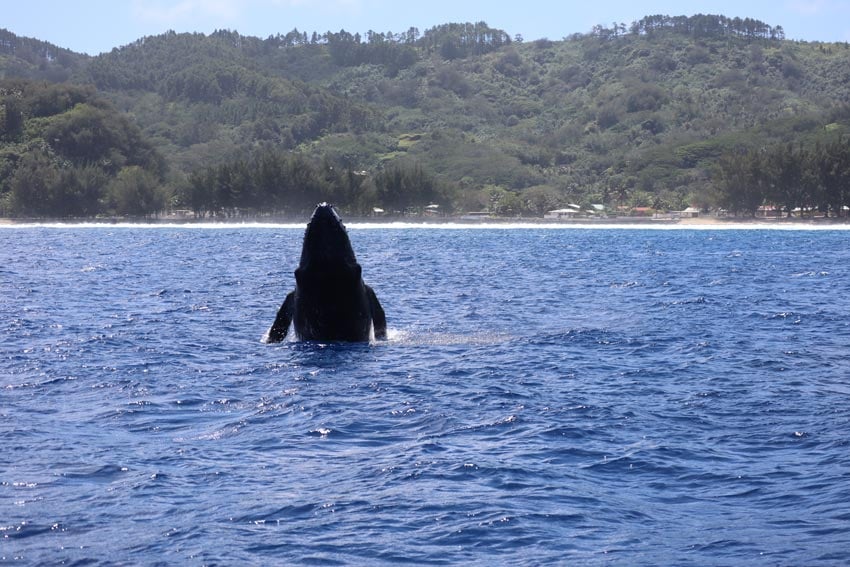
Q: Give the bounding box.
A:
[2,226,850,565]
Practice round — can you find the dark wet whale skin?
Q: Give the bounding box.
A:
[265,203,386,342]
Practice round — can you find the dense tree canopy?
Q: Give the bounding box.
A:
[717,136,850,217]
[181,150,453,218]
[0,79,165,216]
[2,14,850,218]
[628,14,784,40]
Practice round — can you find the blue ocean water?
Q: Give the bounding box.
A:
[2,224,850,565]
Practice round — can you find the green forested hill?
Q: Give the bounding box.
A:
[1,16,849,218]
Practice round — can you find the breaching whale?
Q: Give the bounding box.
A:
[265,203,387,343]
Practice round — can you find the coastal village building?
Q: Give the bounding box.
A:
[544,204,605,219]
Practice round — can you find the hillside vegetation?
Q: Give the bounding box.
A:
[1,16,850,218]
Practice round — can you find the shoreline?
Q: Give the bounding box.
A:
[2,215,850,227]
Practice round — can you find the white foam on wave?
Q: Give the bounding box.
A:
[383,328,511,346]
[0,221,307,230]
[345,221,850,231]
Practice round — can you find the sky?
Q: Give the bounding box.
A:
[6,0,850,55]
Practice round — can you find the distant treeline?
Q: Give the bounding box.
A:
[0,28,85,82]
[587,14,784,41]
[267,21,511,61]
[99,20,513,85]
[323,22,512,70]
[183,151,455,218]
[627,14,784,40]
[716,136,850,217]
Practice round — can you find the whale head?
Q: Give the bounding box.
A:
[298,203,359,276]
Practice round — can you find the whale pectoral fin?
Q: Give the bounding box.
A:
[266,291,295,343]
[366,285,387,340]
